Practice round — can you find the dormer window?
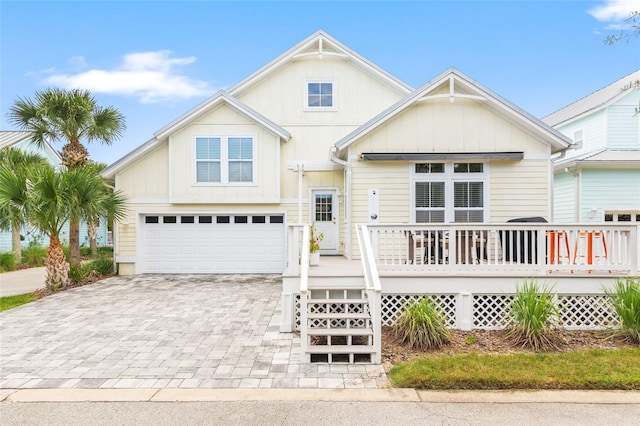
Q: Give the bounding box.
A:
[305,81,335,110]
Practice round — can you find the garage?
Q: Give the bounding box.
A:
[141,214,286,273]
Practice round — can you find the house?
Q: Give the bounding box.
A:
[543,70,640,224]
[102,30,572,275]
[103,31,638,363]
[0,130,110,251]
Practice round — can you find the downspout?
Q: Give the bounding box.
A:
[297,163,304,223]
[330,146,351,259]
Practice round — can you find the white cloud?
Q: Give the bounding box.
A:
[588,0,636,22]
[42,51,212,103]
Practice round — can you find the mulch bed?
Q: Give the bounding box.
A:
[382,326,637,368]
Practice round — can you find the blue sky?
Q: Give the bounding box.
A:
[1,0,638,165]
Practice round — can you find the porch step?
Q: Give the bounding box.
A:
[305,345,376,354]
[308,298,369,304]
[307,328,373,336]
[307,313,371,320]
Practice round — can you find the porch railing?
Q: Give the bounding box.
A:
[355,224,382,363]
[365,223,638,276]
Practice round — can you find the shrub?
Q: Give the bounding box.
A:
[393,297,451,350]
[79,246,91,257]
[83,256,114,276]
[68,264,88,284]
[605,277,640,344]
[504,280,563,352]
[0,252,17,272]
[97,246,113,255]
[21,245,47,267]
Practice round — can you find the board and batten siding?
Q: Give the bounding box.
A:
[116,143,170,200]
[167,105,281,202]
[553,171,577,223]
[490,160,550,221]
[236,55,405,128]
[580,169,640,223]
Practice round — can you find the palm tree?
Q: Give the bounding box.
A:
[27,165,126,291]
[0,148,48,262]
[8,88,126,268]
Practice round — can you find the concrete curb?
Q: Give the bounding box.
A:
[2,388,639,403]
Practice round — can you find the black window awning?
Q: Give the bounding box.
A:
[360,152,524,161]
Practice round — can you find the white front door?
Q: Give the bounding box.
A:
[311,189,339,254]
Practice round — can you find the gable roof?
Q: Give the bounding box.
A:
[102,92,290,179]
[0,130,62,163]
[334,68,572,155]
[543,69,640,127]
[228,30,413,97]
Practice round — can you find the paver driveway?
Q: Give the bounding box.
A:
[0,275,387,389]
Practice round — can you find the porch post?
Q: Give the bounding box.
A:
[456,291,473,330]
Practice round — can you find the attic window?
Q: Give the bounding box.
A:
[306,81,334,110]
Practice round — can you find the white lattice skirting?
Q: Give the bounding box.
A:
[295,293,618,331]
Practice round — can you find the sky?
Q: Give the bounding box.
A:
[1,0,638,166]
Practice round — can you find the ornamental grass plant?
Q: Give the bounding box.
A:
[503,280,564,352]
[393,297,451,350]
[605,277,640,344]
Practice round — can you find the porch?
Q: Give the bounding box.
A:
[282,223,638,364]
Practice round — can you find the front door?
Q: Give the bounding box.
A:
[311,189,339,254]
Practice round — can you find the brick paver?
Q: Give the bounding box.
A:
[0,275,388,389]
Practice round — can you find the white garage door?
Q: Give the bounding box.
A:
[142,214,285,273]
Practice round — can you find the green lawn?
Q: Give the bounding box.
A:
[389,348,640,390]
[0,292,38,312]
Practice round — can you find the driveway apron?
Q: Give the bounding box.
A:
[0,275,387,389]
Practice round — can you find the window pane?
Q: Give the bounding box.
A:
[454,163,469,173]
[454,182,469,207]
[308,83,320,95]
[454,210,484,223]
[320,83,332,95]
[469,182,483,207]
[196,137,220,160]
[197,162,221,182]
[415,163,444,173]
[229,161,253,182]
[416,210,445,223]
[320,95,332,107]
[469,163,483,173]
[228,137,253,160]
[431,182,445,207]
[415,182,429,207]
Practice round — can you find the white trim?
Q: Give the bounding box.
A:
[410,161,489,223]
[168,197,282,204]
[303,79,337,111]
[522,152,552,160]
[192,134,257,185]
[115,255,137,263]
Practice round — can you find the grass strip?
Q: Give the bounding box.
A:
[389,348,640,390]
[0,292,38,312]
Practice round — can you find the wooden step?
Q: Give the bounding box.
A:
[307,313,371,320]
[305,345,376,354]
[307,298,369,304]
[307,328,373,336]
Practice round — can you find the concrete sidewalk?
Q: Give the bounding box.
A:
[2,388,639,403]
[0,267,45,297]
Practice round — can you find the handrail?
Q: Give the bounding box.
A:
[357,224,382,292]
[300,225,310,294]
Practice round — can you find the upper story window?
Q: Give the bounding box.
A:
[413,162,487,223]
[195,136,254,184]
[305,81,335,110]
[573,129,584,149]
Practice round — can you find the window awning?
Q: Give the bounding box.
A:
[360,152,524,161]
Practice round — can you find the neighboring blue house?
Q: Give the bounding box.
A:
[544,70,640,224]
[0,130,110,252]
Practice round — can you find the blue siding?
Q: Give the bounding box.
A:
[580,169,640,223]
[553,172,577,222]
[608,104,640,149]
[0,218,109,252]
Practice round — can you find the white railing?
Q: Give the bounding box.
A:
[366,223,638,276]
[288,224,311,357]
[355,224,382,363]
